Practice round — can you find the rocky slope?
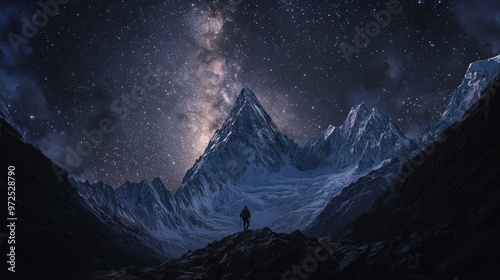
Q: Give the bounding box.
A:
[421,54,500,143]
[303,158,401,240]
[0,116,163,279]
[346,75,500,275]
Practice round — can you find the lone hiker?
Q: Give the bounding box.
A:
[240,206,251,231]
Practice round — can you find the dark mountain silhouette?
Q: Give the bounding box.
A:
[303,158,401,240]
[0,116,163,279]
[345,76,500,277]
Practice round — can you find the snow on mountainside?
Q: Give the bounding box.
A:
[180,88,297,183]
[295,102,414,171]
[174,87,298,206]
[73,87,414,258]
[74,178,200,258]
[421,54,500,142]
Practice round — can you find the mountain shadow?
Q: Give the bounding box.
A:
[0,116,163,279]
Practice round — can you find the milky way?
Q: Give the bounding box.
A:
[0,0,499,189]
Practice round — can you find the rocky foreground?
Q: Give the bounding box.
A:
[80,221,490,280]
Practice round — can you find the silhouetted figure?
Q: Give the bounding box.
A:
[240,206,251,231]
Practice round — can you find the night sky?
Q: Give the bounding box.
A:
[1,0,499,190]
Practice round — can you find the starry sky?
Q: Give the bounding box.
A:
[1,0,499,190]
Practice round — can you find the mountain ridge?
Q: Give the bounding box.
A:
[421,54,500,143]
[294,101,414,172]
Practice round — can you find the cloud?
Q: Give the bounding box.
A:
[455,0,500,54]
[38,132,70,165]
[0,2,51,122]
[386,54,404,83]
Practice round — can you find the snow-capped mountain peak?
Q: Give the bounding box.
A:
[296,102,413,171]
[341,103,395,136]
[421,54,500,142]
[176,88,297,203]
[442,55,500,123]
[344,102,371,128]
[205,87,283,153]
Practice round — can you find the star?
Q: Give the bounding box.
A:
[0,0,498,189]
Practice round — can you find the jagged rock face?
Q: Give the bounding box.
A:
[296,103,414,171]
[114,178,175,230]
[176,88,298,201]
[0,116,162,279]
[74,178,194,258]
[422,55,500,143]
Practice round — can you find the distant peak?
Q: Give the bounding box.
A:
[203,87,281,151]
[485,54,500,62]
[238,87,259,103]
[350,103,387,118]
[466,55,500,75]
[242,87,254,96]
[356,102,367,109]
[347,102,370,119]
[342,102,392,130]
[231,87,267,117]
[370,106,386,118]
